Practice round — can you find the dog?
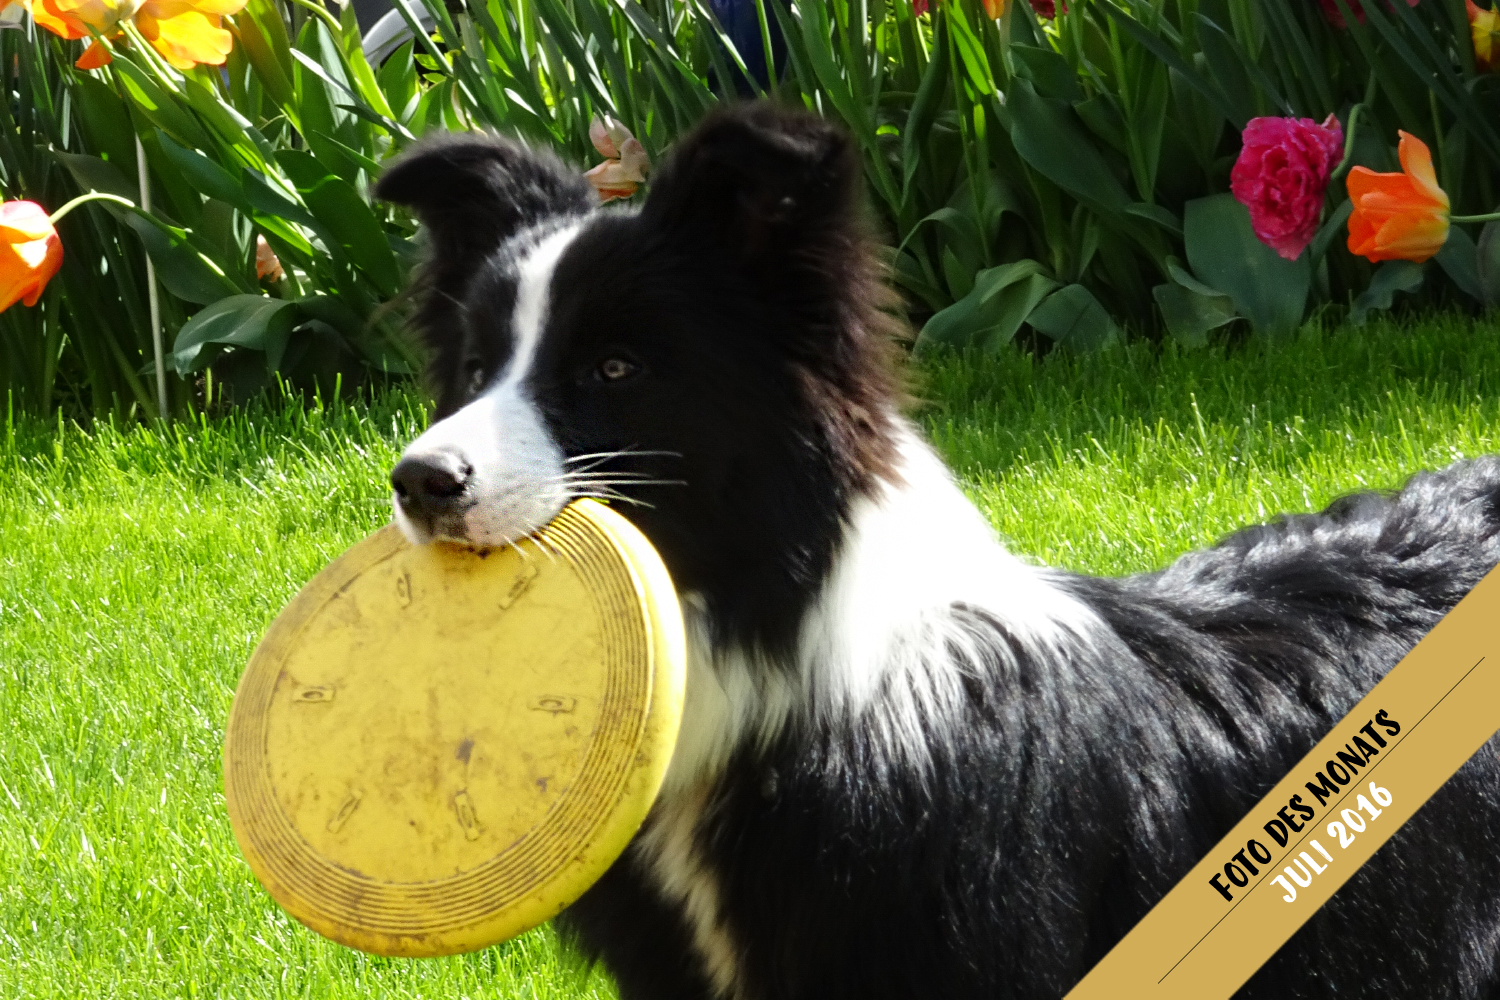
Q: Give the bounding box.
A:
[375,103,1500,999]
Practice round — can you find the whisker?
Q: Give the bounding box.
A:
[556,476,688,489]
[564,449,683,464]
[565,479,688,489]
[555,471,670,481]
[569,489,656,510]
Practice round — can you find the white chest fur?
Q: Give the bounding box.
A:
[628,424,1101,998]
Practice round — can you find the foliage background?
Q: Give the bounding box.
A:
[0,0,1497,419]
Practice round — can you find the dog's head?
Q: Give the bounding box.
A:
[378,103,902,640]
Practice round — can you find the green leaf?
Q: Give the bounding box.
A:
[1126,61,1171,201]
[295,293,365,339]
[889,248,949,313]
[276,150,402,295]
[1194,15,1253,126]
[1308,200,1353,269]
[1478,220,1500,308]
[1435,226,1482,302]
[1097,0,1236,123]
[242,170,318,230]
[1184,193,1309,337]
[155,132,243,207]
[1074,95,1127,155]
[178,80,274,171]
[52,149,241,303]
[314,128,387,177]
[902,206,985,263]
[1193,15,1292,120]
[293,21,364,183]
[238,0,296,110]
[378,40,420,123]
[941,245,975,299]
[111,57,211,151]
[51,150,135,202]
[1125,202,1182,237]
[1011,44,1081,102]
[1350,260,1424,325]
[946,1,995,98]
[70,76,137,175]
[901,13,950,198]
[1165,257,1227,298]
[1152,282,1237,347]
[1027,284,1120,351]
[124,215,242,305]
[171,294,301,373]
[915,260,1059,354]
[1007,79,1130,214]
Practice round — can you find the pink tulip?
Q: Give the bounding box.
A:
[1230,114,1344,261]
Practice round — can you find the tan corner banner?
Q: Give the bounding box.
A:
[1064,567,1500,999]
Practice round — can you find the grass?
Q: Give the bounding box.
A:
[3,313,1500,998]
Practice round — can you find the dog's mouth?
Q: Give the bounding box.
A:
[390,476,570,551]
[389,498,473,547]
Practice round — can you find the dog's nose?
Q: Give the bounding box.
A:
[390,451,472,516]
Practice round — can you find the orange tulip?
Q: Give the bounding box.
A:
[1472,0,1500,73]
[5,0,93,38]
[28,0,243,70]
[255,235,283,283]
[0,201,63,313]
[1345,131,1451,264]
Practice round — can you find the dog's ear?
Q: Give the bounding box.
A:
[641,103,862,275]
[377,133,595,413]
[377,132,595,266]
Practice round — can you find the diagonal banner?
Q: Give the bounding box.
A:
[1065,565,1500,999]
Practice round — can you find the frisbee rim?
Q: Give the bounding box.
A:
[223,499,684,957]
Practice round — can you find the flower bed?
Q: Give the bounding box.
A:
[0,0,1497,417]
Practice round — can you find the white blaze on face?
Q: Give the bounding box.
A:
[393,223,582,546]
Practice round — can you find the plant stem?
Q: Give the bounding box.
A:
[138,134,166,422]
[282,0,343,39]
[1452,212,1500,223]
[1330,103,1365,182]
[46,192,136,226]
[120,21,183,93]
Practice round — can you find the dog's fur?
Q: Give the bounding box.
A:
[377,104,1500,999]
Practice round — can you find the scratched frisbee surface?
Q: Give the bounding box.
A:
[223,500,685,957]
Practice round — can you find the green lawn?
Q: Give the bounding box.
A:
[4,314,1500,998]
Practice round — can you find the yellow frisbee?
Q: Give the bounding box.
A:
[223,500,685,957]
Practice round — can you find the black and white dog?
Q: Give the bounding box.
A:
[376,103,1500,999]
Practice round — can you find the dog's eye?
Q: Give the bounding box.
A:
[595,357,641,382]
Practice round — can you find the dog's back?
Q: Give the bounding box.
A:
[564,453,1500,1000]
